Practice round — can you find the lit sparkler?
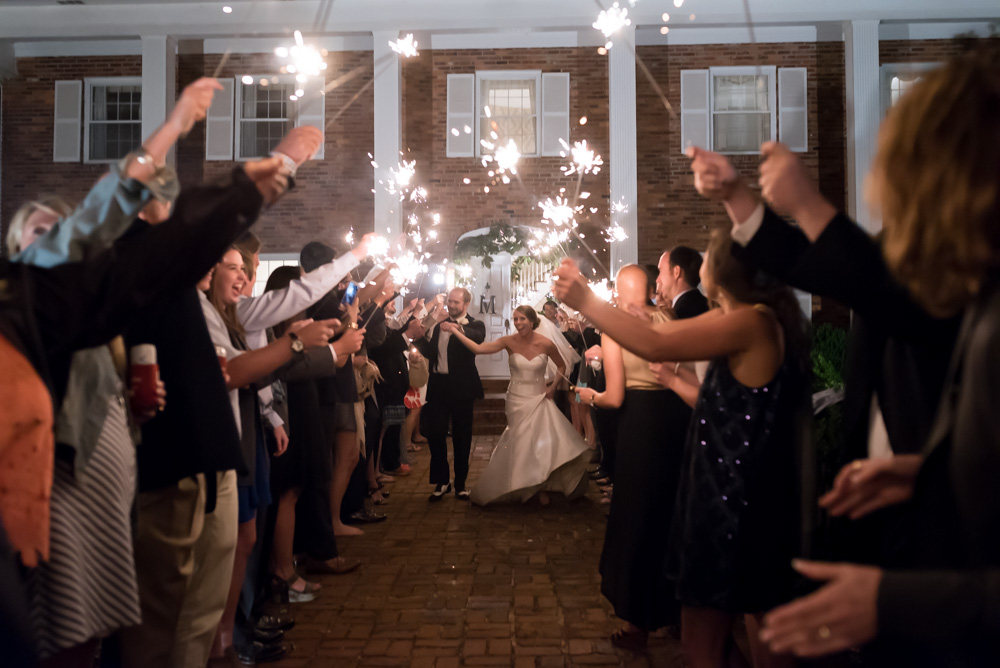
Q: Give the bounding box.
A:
[388,33,420,58]
[593,1,631,47]
[274,30,328,100]
[589,279,616,304]
[559,139,603,176]
[539,196,584,229]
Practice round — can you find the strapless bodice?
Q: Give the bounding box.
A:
[508,352,548,396]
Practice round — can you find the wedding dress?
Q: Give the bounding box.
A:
[469,352,591,506]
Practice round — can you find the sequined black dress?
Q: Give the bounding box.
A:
[668,356,802,613]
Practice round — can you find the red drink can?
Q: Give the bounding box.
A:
[129,344,160,414]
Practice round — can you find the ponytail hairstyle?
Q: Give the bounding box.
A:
[514,305,541,330]
[705,229,809,374]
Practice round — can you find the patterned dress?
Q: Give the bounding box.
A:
[668,352,803,614]
[27,394,141,658]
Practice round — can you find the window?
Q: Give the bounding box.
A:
[84,78,142,163]
[235,77,295,160]
[710,67,776,155]
[881,63,938,115]
[253,254,301,297]
[476,72,541,157]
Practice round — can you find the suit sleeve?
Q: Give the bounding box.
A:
[276,347,338,382]
[735,207,949,341]
[29,168,263,358]
[878,569,1000,647]
[465,319,487,345]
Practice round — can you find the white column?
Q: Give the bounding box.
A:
[844,20,881,234]
[608,25,638,272]
[141,35,177,165]
[372,31,402,237]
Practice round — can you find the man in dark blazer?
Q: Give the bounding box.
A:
[656,246,709,319]
[416,287,486,500]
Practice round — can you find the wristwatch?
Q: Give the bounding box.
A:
[289,331,305,353]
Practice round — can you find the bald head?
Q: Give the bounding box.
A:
[615,264,651,309]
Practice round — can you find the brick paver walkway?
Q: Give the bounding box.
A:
[272,435,684,667]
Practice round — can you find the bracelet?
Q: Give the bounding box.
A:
[270,151,298,177]
[348,322,358,329]
[590,392,597,408]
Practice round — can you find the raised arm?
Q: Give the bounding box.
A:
[441,321,507,355]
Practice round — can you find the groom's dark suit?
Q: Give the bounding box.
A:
[418,314,486,491]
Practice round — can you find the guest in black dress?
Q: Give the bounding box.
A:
[576,265,691,651]
[554,230,809,668]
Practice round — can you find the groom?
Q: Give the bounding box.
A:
[418,287,486,501]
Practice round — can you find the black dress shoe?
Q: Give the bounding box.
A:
[253,626,285,643]
[428,483,452,501]
[455,488,470,500]
[236,641,289,665]
[347,508,387,524]
[588,467,609,480]
[256,614,295,633]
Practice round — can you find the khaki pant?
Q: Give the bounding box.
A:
[173,471,237,667]
[119,471,237,668]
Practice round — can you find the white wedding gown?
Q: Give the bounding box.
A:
[470,352,591,506]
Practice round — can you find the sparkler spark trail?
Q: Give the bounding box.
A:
[592,2,632,43]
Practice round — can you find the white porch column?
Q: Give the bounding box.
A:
[607,25,638,272]
[372,31,403,237]
[141,35,177,165]
[844,20,881,234]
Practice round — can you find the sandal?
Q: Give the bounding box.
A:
[406,443,422,452]
[411,437,428,444]
[272,574,320,604]
[368,488,388,505]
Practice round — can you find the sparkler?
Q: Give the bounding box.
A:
[592,1,631,49]
[559,139,604,177]
[388,33,420,58]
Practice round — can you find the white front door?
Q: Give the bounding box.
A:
[470,254,512,379]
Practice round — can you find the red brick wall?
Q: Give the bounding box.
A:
[1,56,142,246]
[1,52,374,256]
[405,47,611,272]
[879,37,983,63]
[633,41,847,267]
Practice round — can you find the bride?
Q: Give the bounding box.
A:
[440,305,591,506]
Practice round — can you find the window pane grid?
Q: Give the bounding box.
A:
[239,81,293,159]
[710,71,772,154]
[88,83,141,161]
[479,78,538,156]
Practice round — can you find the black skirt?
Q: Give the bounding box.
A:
[270,379,332,495]
[599,388,691,630]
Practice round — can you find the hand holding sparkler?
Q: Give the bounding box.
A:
[169,77,223,135]
[273,125,324,168]
[758,142,837,232]
[552,258,597,311]
[242,157,291,205]
[351,232,379,260]
[686,146,740,200]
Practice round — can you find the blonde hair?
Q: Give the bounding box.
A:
[6,196,74,255]
[876,45,1000,317]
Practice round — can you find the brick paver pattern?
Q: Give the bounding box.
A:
[271,435,685,667]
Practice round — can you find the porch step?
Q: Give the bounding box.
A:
[473,391,506,435]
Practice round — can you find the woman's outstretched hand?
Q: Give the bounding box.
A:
[552,259,593,311]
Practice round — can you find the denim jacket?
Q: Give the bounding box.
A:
[14,163,173,474]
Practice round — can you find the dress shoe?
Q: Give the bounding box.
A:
[455,488,470,500]
[429,483,452,501]
[236,640,289,665]
[303,556,362,575]
[255,614,295,633]
[347,508,387,524]
[253,626,284,644]
[588,467,609,480]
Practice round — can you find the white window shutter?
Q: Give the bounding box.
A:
[680,70,710,154]
[540,72,570,157]
[295,80,326,160]
[206,78,235,161]
[53,80,82,163]
[446,74,474,158]
[779,67,808,152]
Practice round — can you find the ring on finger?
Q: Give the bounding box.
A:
[817,625,831,640]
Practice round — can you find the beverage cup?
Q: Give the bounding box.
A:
[216,345,228,375]
[129,344,160,414]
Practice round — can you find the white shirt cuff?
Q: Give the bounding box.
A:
[731,203,765,247]
[328,343,338,364]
